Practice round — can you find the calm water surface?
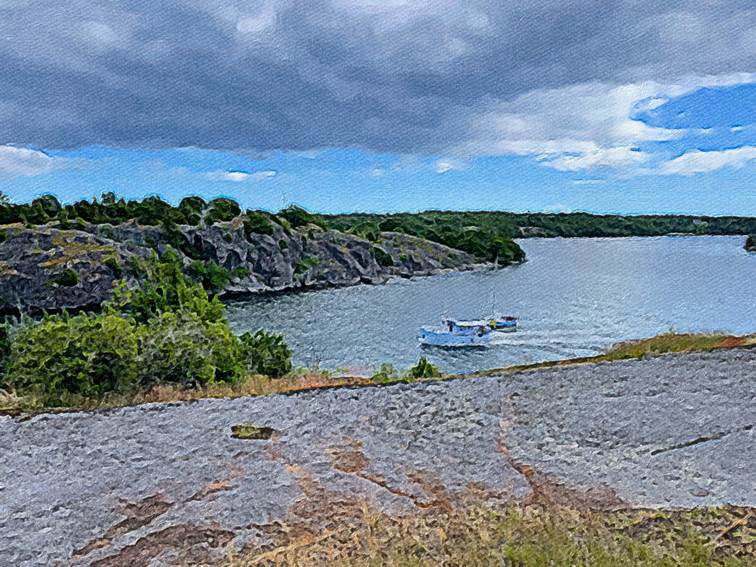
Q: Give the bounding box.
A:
[226,236,756,373]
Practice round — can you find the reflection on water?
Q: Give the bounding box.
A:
[226,236,756,374]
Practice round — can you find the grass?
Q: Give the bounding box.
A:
[225,502,754,566]
[465,332,756,379]
[2,332,754,416]
[0,371,372,416]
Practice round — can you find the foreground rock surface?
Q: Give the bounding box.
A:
[1,349,754,565]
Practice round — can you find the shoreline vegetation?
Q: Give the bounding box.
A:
[3,331,754,416]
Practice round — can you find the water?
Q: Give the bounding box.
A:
[226,236,756,374]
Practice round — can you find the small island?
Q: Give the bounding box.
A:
[747,234,756,251]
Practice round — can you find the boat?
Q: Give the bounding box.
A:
[417,315,518,347]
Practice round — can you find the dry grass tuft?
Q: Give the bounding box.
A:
[224,502,755,567]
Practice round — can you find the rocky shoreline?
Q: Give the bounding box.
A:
[0,219,487,313]
[2,348,753,565]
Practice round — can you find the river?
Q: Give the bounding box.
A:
[226,236,756,374]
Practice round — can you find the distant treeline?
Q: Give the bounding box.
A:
[324,210,756,240]
[4,193,753,263]
[0,192,324,231]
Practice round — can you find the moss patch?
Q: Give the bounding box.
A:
[230,422,276,440]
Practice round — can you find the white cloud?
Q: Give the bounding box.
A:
[250,170,277,180]
[572,179,606,186]
[660,146,756,175]
[206,169,277,182]
[434,158,466,174]
[456,73,756,173]
[546,146,650,172]
[0,145,62,177]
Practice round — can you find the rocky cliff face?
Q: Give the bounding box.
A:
[0,218,482,312]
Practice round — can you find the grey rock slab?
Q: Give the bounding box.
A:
[1,349,754,565]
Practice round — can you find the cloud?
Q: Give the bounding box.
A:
[660,146,756,175]
[572,179,606,186]
[0,1,754,160]
[206,169,277,182]
[0,145,62,177]
[434,159,466,174]
[456,73,756,171]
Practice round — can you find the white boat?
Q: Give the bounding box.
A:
[417,314,518,347]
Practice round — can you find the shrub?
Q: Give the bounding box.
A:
[178,196,206,225]
[5,314,139,403]
[0,323,11,380]
[205,198,241,225]
[406,356,441,379]
[350,221,381,242]
[244,211,276,237]
[372,245,394,267]
[107,251,225,324]
[295,255,320,275]
[371,363,399,384]
[278,205,324,229]
[187,260,234,294]
[137,311,245,387]
[240,330,292,378]
[103,255,122,277]
[52,268,80,287]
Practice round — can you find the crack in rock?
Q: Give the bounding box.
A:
[651,424,754,456]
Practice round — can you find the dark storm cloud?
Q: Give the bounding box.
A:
[0,0,754,153]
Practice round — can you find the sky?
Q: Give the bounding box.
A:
[0,1,755,215]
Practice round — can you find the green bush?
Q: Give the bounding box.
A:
[372,245,394,267]
[5,314,139,403]
[187,260,234,294]
[244,211,276,237]
[205,198,241,225]
[350,221,381,242]
[137,311,245,387]
[240,330,292,378]
[406,356,441,379]
[0,323,11,381]
[278,205,325,229]
[295,255,320,275]
[178,196,206,225]
[52,268,80,287]
[107,251,225,324]
[371,363,399,383]
[103,255,123,277]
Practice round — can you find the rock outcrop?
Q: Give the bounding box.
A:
[1,348,754,565]
[746,235,755,252]
[0,224,149,313]
[0,218,483,312]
